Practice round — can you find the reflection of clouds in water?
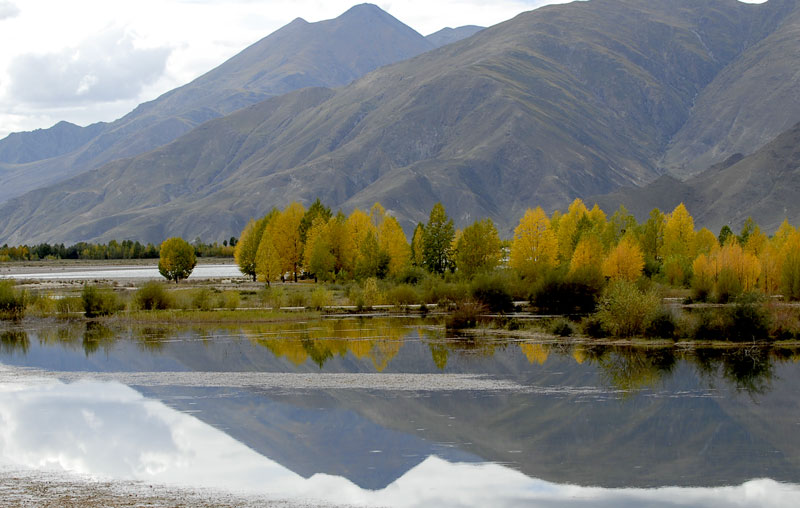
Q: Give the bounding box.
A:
[0,379,798,507]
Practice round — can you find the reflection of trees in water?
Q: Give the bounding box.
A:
[0,330,29,355]
[82,322,115,356]
[246,318,416,371]
[694,347,775,395]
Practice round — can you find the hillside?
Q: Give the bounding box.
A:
[661,2,800,177]
[594,121,800,233]
[0,4,434,203]
[426,25,484,47]
[1,0,798,244]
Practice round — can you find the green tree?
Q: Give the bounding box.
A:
[158,237,197,283]
[411,223,425,267]
[718,225,734,246]
[454,218,502,279]
[422,203,455,274]
[299,198,332,244]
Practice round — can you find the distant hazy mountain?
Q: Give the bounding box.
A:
[1,0,799,245]
[0,3,434,203]
[426,25,483,47]
[594,121,800,233]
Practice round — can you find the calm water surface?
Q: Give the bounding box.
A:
[1,317,799,507]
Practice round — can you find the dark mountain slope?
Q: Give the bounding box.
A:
[594,121,800,232]
[662,1,800,177]
[0,4,434,203]
[426,25,483,47]
[0,0,792,244]
[0,121,106,164]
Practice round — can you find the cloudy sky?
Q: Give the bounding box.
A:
[0,0,767,140]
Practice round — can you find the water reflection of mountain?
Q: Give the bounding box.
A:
[2,319,799,490]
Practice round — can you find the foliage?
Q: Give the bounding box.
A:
[310,287,333,310]
[158,237,197,283]
[596,279,662,337]
[470,274,514,313]
[549,318,574,337]
[422,203,455,274]
[454,218,502,279]
[445,302,488,330]
[234,212,274,280]
[0,280,26,319]
[81,284,121,317]
[510,207,557,280]
[271,202,305,282]
[602,234,644,281]
[385,284,420,306]
[531,273,601,314]
[133,282,173,310]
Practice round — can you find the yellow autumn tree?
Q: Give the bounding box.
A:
[411,223,425,267]
[270,202,305,282]
[602,234,644,281]
[556,198,589,264]
[345,208,376,272]
[510,207,557,279]
[255,229,282,286]
[663,203,696,285]
[453,218,502,279]
[568,233,604,282]
[378,215,411,277]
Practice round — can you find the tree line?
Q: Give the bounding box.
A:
[235,198,800,302]
[0,238,237,262]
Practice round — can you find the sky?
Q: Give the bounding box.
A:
[0,0,768,140]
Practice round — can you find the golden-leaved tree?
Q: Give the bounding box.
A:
[601,234,644,281]
[511,207,557,279]
[270,202,305,282]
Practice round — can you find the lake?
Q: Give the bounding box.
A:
[1,317,799,507]
[0,263,241,280]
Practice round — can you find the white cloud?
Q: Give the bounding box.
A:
[8,28,171,106]
[0,1,19,20]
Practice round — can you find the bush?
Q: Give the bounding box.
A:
[362,277,381,308]
[471,274,514,313]
[286,290,308,308]
[81,284,121,317]
[726,294,770,342]
[310,287,332,310]
[644,310,677,339]
[191,288,214,310]
[57,296,84,317]
[386,284,420,306]
[422,278,469,306]
[530,274,601,314]
[549,318,574,337]
[134,282,173,310]
[596,279,662,337]
[217,291,240,310]
[445,301,488,330]
[0,280,26,319]
[582,315,608,338]
[395,266,427,285]
[259,287,286,309]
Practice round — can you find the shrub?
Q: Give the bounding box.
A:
[530,273,601,314]
[310,287,332,310]
[596,279,662,337]
[386,284,420,306]
[726,294,770,342]
[362,277,381,308]
[582,315,608,338]
[549,318,574,337]
[715,267,743,303]
[217,291,240,310]
[0,280,26,319]
[395,265,427,285]
[134,282,173,310]
[471,274,514,313]
[57,296,84,317]
[422,278,469,306]
[81,284,121,318]
[445,301,488,330]
[644,310,677,339]
[286,290,308,308]
[191,288,214,310]
[259,287,286,309]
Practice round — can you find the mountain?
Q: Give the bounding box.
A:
[426,25,483,47]
[594,121,800,233]
[1,0,799,245]
[660,3,800,177]
[0,4,434,203]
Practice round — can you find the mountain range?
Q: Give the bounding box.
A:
[1,0,799,244]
